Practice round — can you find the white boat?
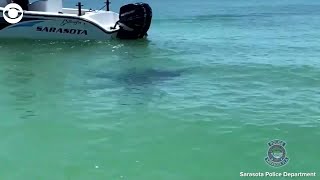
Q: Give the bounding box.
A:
[0,0,152,40]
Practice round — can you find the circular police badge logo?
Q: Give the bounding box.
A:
[265,139,289,167]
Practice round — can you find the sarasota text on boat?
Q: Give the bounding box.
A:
[0,0,153,40]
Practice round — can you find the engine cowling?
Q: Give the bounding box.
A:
[116,3,152,39]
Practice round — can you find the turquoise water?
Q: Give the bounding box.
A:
[0,0,320,179]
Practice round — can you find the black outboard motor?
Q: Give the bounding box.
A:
[116,3,152,39]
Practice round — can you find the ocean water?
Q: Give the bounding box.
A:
[0,0,320,179]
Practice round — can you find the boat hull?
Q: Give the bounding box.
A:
[0,11,119,40]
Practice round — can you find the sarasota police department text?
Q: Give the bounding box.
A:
[240,172,316,177]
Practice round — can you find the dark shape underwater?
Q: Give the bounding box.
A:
[95,68,184,85]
